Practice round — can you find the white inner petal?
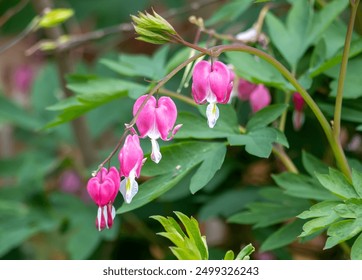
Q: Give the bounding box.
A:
[206,103,219,128]
[103,205,108,229]
[97,207,102,232]
[119,176,139,204]
[150,138,162,164]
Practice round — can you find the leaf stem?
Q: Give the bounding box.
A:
[272,145,299,174]
[158,88,198,107]
[333,1,360,143]
[278,91,292,132]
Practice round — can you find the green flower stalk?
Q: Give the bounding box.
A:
[131,10,180,44]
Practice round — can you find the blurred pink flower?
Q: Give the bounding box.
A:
[249,84,271,112]
[237,78,257,101]
[119,135,145,204]
[192,60,234,128]
[133,95,181,163]
[59,169,81,193]
[13,65,34,93]
[87,167,119,231]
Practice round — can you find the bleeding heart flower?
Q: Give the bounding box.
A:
[192,60,234,128]
[237,78,258,101]
[249,84,271,113]
[133,95,182,164]
[119,134,145,203]
[87,167,120,231]
[292,92,305,131]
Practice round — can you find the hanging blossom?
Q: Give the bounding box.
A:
[192,60,234,128]
[133,95,182,164]
[292,92,305,131]
[119,134,145,203]
[87,167,119,231]
[237,78,271,113]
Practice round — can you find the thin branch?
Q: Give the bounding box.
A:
[0,0,29,27]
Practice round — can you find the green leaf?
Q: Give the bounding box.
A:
[226,52,290,90]
[190,144,226,194]
[325,219,362,249]
[198,188,259,221]
[273,172,335,200]
[235,244,255,260]
[302,151,329,177]
[174,212,208,260]
[38,9,74,28]
[117,171,190,214]
[100,46,169,80]
[319,102,362,123]
[223,250,235,260]
[260,219,305,251]
[352,169,362,198]
[228,188,310,228]
[298,201,341,238]
[246,104,288,131]
[150,215,186,248]
[0,94,41,130]
[351,233,362,260]
[205,0,253,26]
[175,105,239,139]
[45,79,146,128]
[228,127,288,158]
[316,168,358,200]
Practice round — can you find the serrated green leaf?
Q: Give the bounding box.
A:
[174,211,208,260]
[260,219,304,251]
[246,104,288,131]
[325,219,362,249]
[273,172,335,200]
[351,233,362,260]
[298,201,340,219]
[316,169,357,200]
[170,247,200,260]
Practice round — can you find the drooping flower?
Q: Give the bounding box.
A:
[119,134,145,203]
[249,84,271,113]
[192,60,234,128]
[237,78,258,101]
[87,167,120,231]
[292,92,305,131]
[133,95,181,164]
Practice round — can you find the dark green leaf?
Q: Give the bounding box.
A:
[352,169,362,198]
[246,104,288,131]
[302,151,329,177]
[260,219,305,251]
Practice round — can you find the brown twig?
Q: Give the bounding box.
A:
[32,0,95,167]
[0,0,29,27]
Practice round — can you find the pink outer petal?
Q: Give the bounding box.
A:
[237,79,257,101]
[192,60,211,104]
[133,95,156,138]
[293,92,304,112]
[209,61,232,103]
[107,167,120,202]
[155,96,177,140]
[87,177,115,206]
[249,84,271,113]
[119,135,144,178]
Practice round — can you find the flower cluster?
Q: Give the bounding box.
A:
[87,95,181,231]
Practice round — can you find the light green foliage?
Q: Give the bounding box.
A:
[38,9,74,28]
[151,212,254,260]
[151,212,209,260]
[299,169,362,258]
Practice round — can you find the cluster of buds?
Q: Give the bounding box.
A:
[86,95,181,231]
